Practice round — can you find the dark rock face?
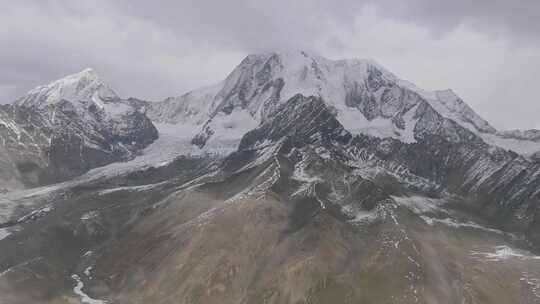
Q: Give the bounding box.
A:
[0,104,50,188]
[413,101,481,143]
[239,95,351,150]
[350,131,540,249]
[344,70,420,122]
[191,124,214,148]
[214,54,284,117]
[532,150,540,161]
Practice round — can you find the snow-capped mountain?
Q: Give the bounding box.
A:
[2,52,540,304]
[15,68,118,110]
[148,51,540,156]
[0,69,158,188]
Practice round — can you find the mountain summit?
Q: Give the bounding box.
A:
[148,51,539,155]
[15,68,118,110]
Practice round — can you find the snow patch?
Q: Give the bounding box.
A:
[291,156,321,198]
[0,228,11,241]
[347,203,395,224]
[204,109,259,145]
[81,211,99,221]
[392,195,447,215]
[17,205,53,223]
[470,246,540,262]
[71,274,107,304]
[338,110,397,140]
[98,181,167,196]
[422,216,504,234]
[84,266,93,279]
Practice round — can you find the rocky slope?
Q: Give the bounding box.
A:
[0,69,158,189]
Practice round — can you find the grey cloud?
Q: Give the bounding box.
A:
[373,0,540,43]
[109,0,540,49]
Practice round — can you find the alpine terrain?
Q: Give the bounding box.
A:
[1,51,539,304]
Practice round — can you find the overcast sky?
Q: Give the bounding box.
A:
[2,0,539,130]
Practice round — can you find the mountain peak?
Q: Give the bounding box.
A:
[219,50,398,111]
[15,68,118,109]
[149,51,540,155]
[243,50,390,71]
[73,67,98,79]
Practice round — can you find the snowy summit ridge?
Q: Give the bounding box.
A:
[15,68,118,110]
[147,50,540,155]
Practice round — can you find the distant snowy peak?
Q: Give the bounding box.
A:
[13,68,142,123]
[15,68,119,110]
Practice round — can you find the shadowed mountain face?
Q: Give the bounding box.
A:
[1,53,540,303]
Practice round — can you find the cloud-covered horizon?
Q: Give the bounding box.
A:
[2,0,539,130]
